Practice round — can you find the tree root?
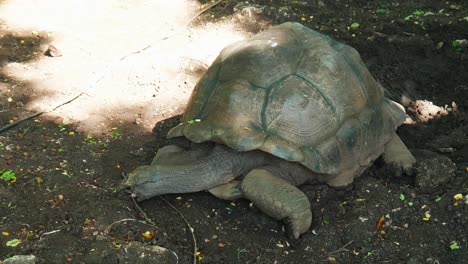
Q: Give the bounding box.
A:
[159,196,198,264]
[0,92,85,134]
[329,240,354,255]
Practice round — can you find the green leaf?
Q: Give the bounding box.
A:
[187,119,195,124]
[376,8,387,14]
[111,131,121,138]
[413,10,424,16]
[364,251,373,259]
[399,194,405,201]
[350,22,360,28]
[6,239,21,247]
[0,170,16,182]
[450,242,460,250]
[435,196,442,202]
[408,201,414,206]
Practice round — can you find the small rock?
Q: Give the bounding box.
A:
[117,242,178,264]
[233,2,264,14]
[412,149,457,193]
[134,117,143,125]
[3,255,38,264]
[232,2,270,33]
[44,45,62,57]
[427,128,465,152]
[53,116,64,125]
[449,4,461,10]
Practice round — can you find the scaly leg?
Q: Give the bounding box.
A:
[382,133,416,176]
[241,168,312,239]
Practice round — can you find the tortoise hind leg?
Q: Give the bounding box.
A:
[382,133,416,176]
[241,168,312,239]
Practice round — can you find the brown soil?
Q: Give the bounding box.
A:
[1,0,467,263]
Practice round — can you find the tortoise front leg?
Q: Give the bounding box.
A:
[241,168,312,239]
[382,133,416,176]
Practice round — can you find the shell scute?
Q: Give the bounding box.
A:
[168,22,406,176]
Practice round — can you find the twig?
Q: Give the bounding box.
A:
[120,0,225,61]
[19,127,30,137]
[237,248,247,263]
[103,218,158,234]
[159,196,198,264]
[131,196,157,226]
[0,92,85,134]
[329,240,354,255]
[39,229,61,239]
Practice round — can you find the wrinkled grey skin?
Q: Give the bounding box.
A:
[123,142,315,239]
[123,144,266,201]
[123,143,313,201]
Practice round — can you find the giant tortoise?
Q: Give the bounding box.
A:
[124,22,416,239]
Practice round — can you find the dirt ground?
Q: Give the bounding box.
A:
[0,0,467,263]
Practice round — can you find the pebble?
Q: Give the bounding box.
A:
[3,255,38,264]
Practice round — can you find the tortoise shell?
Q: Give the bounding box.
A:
[168,22,405,177]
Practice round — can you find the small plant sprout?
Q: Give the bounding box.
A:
[350,22,360,29]
[449,241,460,250]
[364,251,373,259]
[451,40,465,52]
[57,123,68,131]
[0,170,16,182]
[376,8,388,14]
[111,131,121,138]
[399,194,405,201]
[86,134,97,145]
[405,10,425,21]
[187,119,201,124]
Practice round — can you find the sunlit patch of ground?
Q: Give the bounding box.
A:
[0,0,246,133]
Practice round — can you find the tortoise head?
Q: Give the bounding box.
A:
[122,165,171,201]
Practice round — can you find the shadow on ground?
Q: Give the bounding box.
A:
[1,1,468,263]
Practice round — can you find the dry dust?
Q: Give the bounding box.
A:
[0,0,246,133]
